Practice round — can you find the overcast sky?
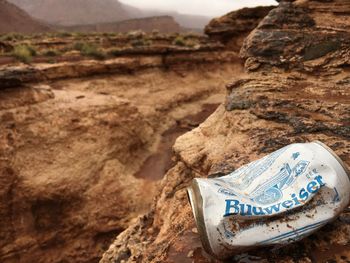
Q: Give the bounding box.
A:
[120,0,277,17]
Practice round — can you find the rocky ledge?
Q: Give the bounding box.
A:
[205,6,275,51]
[101,1,350,262]
[0,50,236,89]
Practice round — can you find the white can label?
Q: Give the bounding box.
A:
[189,142,350,259]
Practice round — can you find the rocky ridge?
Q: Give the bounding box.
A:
[0,0,49,34]
[101,1,350,262]
[8,0,131,26]
[8,0,211,30]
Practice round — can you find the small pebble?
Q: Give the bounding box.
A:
[191,228,198,234]
[187,250,194,258]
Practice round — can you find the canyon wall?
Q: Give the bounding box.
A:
[0,46,243,262]
[101,1,350,262]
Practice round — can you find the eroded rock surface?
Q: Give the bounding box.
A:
[0,49,243,262]
[205,6,275,51]
[101,1,350,262]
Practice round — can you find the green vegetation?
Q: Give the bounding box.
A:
[130,39,152,47]
[0,31,203,64]
[12,45,37,63]
[0,33,25,41]
[102,32,118,37]
[173,36,186,47]
[108,48,122,57]
[73,42,106,60]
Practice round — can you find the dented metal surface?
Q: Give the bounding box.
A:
[187,141,350,259]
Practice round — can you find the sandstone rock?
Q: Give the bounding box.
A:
[205,6,275,51]
[0,50,234,89]
[101,1,350,262]
[0,55,244,262]
[240,1,350,73]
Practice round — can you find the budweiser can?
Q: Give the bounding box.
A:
[187,141,350,259]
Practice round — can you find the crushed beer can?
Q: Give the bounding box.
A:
[187,141,350,259]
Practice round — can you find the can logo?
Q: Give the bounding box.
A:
[187,141,350,259]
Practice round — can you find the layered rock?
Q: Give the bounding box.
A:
[205,6,275,51]
[0,47,243,262]
[101,1,350,262]
[0,50,234,89]
[240,1,350,73]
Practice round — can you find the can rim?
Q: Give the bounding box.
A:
[314,140,350,181]
[187,180,215,257]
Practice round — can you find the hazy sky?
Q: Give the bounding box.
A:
[120,0,277,17]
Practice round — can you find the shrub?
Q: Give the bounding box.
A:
[1,33,25,41]
[102,32,117,37]
[42,49,61,57]
[173,36,186,47]
[130,39,152,47]
[73,42,106,60]
[108,48,122,57]
[26,45,37,56]
[12,45,37,63]
[73,42,84,51]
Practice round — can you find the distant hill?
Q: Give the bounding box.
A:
[8,0,131,26]
[0,0,49,34]
[173,13,211,30]
[63,16,181,34]
[8,0,211,31]
[136,10,211,31]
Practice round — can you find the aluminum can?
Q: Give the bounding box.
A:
[187,141,350,259]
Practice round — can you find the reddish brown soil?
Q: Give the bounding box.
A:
[135,103,220,181]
